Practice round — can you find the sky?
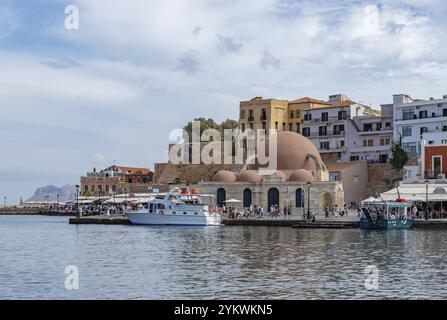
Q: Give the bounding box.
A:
[1,0,447,204]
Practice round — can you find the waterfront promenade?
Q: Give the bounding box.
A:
[68,214,447,229]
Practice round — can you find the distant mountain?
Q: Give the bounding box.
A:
[27,185,77,202]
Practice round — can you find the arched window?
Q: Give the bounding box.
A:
[268,188,280,209]
[243,189,252,208]
[217,188,226,207]
[296,188,305,208]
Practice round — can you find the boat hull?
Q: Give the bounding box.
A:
[126,212,222,226]
[360,218,413,230]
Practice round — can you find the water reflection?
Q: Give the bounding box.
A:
[1,216,447,299]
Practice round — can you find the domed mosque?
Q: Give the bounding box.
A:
[199,131,344,214]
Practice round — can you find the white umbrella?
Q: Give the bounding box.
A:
[224,199,242,204]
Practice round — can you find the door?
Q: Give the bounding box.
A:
[268,188,280,209]
[433,156,442,177]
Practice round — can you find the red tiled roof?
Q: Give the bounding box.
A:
[331,100,356,107]
[117,166,152,174]
[290,97,331,105]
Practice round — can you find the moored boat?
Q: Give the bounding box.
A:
[359,200,413,230]
[126,188,222,226]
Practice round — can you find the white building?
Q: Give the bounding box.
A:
[301,94,378,162]
[347,104,393,164]
[393,94,447,157]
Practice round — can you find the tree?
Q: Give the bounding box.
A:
[391,134,409,172]
[183,118,238,139]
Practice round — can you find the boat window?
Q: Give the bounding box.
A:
[149,203,154,213]
[159,204,165,210]
[194,212,198,215]
[183,212,187,215]
[172,212,176,214]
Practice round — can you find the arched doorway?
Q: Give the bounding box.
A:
[268,188,280,209]
[322,193,333,210]
[296,188,305,208]
[243,189,252,208]
[217,188,226,207]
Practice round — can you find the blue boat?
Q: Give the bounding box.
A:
[359,201,413,230]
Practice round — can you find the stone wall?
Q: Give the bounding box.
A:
[367,164,403,196]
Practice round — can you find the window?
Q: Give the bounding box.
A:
[243,189,252,208]
[241,123,245,132]
[319,126,327,136]
[380,138,385,146]
[379,154,388,164]
[320,141,330,150]
[444,109,447,117]
[402,126,412,137]
[321,112,328,121]
[386,138,390,145]
[340,140,345,147]
[275,122,278,130]
[240,110,246,119]
[261,109,267,121]
[283,123,286,131]
[262,122,266,130]
[338,110,347,120]
[419,110,428,119]
[334,125,345,135]
[249,123,254,130]
[84,185,88,193]
[364,124,373,132]
[302,127,310,137]
[112,185,116,192]
[385,122,392,128]
[91,185,95,192]
[290,111,294,119]
[363,140,368,147]
[350,156,360,161]
[288,123,293,131]
[403,142,417,156]
[402,108,414,120]
[106,185,109,192]
[304,113,312,121]
[296,188,305,208]
[420,127,428,135]
[368,140,374,147]
[376,123,382,131]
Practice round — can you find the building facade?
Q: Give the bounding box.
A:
[347,104,393,164]
[393,94,447,157]
[80,165,153,196]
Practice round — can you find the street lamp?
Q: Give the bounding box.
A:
[75,185,80,218]
[425,180,429,220]
[307,182,311,222]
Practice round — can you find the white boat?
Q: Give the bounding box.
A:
[126,188,222,226]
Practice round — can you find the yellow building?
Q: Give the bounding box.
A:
[239,96,332,134]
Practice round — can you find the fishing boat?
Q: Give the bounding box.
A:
[359,199,413,230]
[125,188,222,226]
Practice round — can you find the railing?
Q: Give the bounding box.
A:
[395,114,447,122]
[424,171,447,179]
[303,131,346,137]
[303,116,347,123]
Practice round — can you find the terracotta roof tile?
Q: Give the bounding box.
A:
[289,97,331,105]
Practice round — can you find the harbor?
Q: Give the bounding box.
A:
[67,213,447,229]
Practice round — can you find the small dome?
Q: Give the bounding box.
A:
[213,170,237,182]
[274,170,288,180]
[237,170,262,182]
[288,169,315,182]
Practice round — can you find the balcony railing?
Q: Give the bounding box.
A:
[303,116,347,123]
[303,131,346,137]
[424,171,447,179]
[395,114,447,122]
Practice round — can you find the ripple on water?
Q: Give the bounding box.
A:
[1,216,447,299]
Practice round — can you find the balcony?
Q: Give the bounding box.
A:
[319,147,346,153]
[358,127,393,135]
[424,171,447,180]
[304,131,346,138]
[303,116,347,123]
[395,114,447,122]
